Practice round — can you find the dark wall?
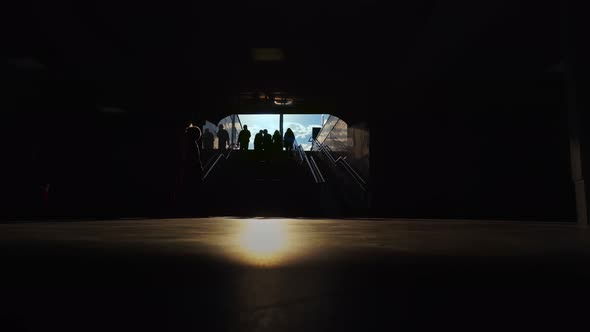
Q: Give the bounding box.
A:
[369,79,575,221]
[2,76,196,219]
[3,111,184,218]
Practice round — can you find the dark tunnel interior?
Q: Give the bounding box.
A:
[1,2,589,331]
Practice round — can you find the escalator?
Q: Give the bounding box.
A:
[202,150,322,217]
[308,142,370,217]
[199,132,369,218]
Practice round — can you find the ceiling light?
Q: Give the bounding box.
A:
[252,48,284,62]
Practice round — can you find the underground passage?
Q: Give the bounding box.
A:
[2,1,588,331]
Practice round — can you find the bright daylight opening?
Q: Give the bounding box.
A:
[237,114,326,151]
[200,113,354,154]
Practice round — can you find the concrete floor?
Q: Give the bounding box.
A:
[1,218,589,331]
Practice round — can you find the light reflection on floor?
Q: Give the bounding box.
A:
[2,218,590,331]
[1,217,588,268]
[233,219,296,266]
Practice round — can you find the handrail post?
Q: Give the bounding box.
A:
[304,152,319,183]
[203,148,234,181]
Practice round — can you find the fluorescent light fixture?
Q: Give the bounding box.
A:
[251,48,284,61]
[274,99,294,106]
[273,95,294,105]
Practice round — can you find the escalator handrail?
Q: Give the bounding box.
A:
[294,139,324,184]
[203,153,220,171]
[313,115,340,148]
[310,138,366,191]
[309,156,326,183]
[324,146,366,186]
[202,146,235,181]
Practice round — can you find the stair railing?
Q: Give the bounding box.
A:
[202,144,235,181]
[294,139,325,184]
[310,138,366,191]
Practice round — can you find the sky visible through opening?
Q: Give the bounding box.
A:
[238,114,324,150]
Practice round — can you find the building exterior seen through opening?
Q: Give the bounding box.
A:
[198,113,370,217]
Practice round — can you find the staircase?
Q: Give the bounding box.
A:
[202,151,321,217]
[310,153,369,217]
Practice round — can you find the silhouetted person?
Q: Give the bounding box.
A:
[284,128,295,156]
[185,125,203,173]
[254,130,263,152]
[217,124,229,152]
[181,125,203,211]
[238,125,251,151]
[272,130,283,153]
[262,129,272,151]
[202,128,214,151]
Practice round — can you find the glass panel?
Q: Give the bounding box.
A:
[323,118,349,152]
[202,115,243,152]
[313,115,370,183]
[283,114,323,151]
[346,122,370,181]
[202,120,218,150]
[217,114,242,149]
[315,115,339,145]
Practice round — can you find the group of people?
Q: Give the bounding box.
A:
[201,124,229,152]
[202,124,296,155]
[249,128,293,154]
[180,122,297,209]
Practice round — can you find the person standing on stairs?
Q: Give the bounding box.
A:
[284,128,295,156]
[185,125,203,177]
[180,125,203,212]
[201,127,215,162]
[272,130,283,154]
[202,128,214,151]
[238,125,251,151]
[262,129,273,157]
[254,130,263,152]
[217,124,230,152]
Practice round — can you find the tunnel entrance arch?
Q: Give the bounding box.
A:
[199,111,371,217]
[203,112,369,154]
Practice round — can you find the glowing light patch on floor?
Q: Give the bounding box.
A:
[233,219,294,266]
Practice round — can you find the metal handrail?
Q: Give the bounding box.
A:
[294,139,324,184]
[324,146,366,186]
[202,146,234,181]
[203,152,220,170]
[225,145,235,159]
[295,140,317,183]
[202,154,224,180]
[309,156,326,183]
[304,152,319,183]
[296,141,306,165]
[310,138,366,191]
[297,149,305,166]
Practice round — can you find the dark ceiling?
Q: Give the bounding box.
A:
[4,0,560,118]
